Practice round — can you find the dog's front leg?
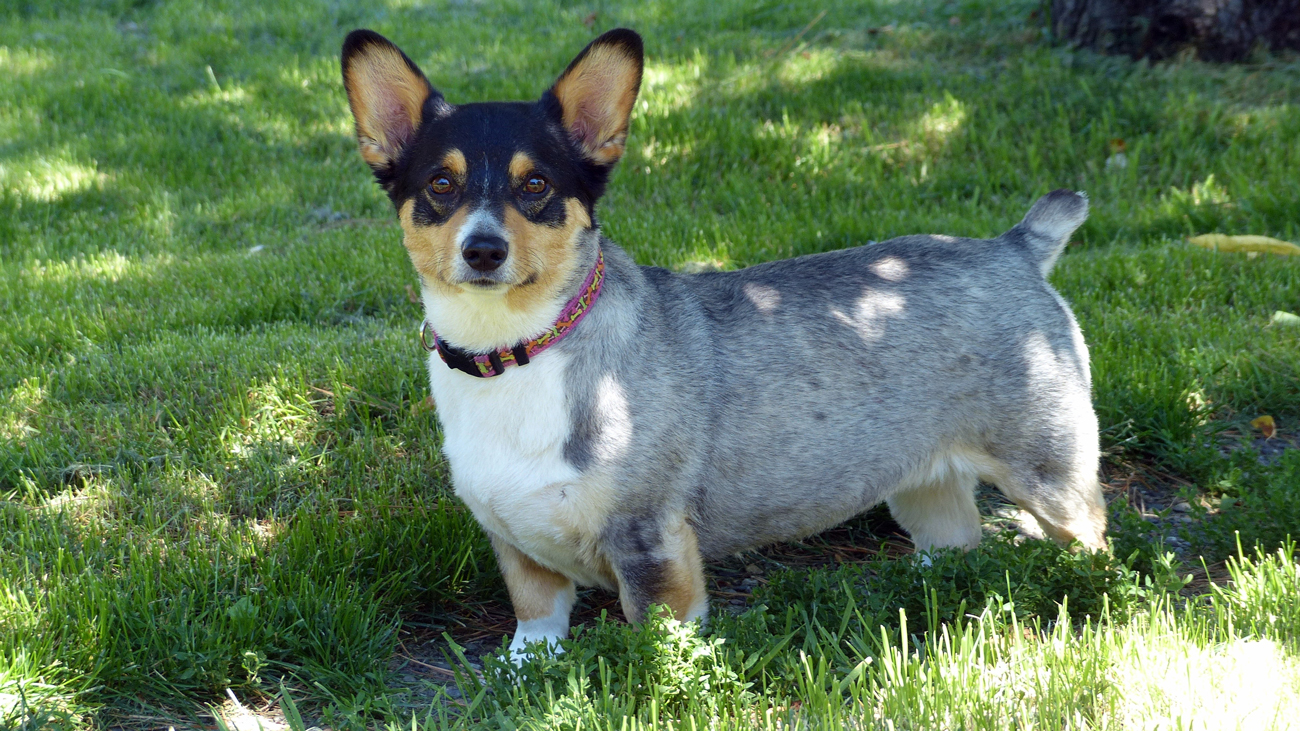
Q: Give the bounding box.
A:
[489,534,576,661]
[607,512,709,626]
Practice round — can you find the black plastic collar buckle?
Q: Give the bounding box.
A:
[437,339,489,378]
[419,320,531,378]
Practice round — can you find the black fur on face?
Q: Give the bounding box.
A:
[341,28,643,232]
[342,28,642,292]
[379,99,615,230]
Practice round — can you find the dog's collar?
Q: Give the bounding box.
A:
[419,250,605,378]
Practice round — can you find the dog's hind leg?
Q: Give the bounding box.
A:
[886,468,984,557]
[984,406,1108,552]
[990,462,1107,552]
[490,534,577,662]
[606,511,709,626]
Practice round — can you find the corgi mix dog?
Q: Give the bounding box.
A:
[341,28,1107,659]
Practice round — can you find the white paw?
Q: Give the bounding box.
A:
[684,597,710,627]
[508,632,565,665]
[507,614,568,666]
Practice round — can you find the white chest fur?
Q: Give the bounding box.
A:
[427,349,611,588]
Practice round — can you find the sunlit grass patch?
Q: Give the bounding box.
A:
[436,545,1300,731]
[775,47,843,86]
[1110,636,1299,729]
[0,154,108,203]
[1,478,493,715]
[0,379,44,444]
[914,92,967,141]
[0,668,84,731]
[220,376,323,460]
[0,45,54,75]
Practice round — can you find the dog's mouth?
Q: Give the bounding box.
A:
[450,267,534,291]
[451,273,514,293]
[446,266,512,289]
[444,262,538,292]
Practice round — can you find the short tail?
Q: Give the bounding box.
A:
[1012,189,1088,276]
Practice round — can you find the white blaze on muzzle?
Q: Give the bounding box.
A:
[455,207,512,279]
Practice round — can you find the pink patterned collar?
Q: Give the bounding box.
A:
[419,250,605,378]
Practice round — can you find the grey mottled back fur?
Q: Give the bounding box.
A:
[557,189,1099,558]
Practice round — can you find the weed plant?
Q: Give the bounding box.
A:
[1192,449,1300,559]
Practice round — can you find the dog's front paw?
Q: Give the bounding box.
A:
[508,630,566,666]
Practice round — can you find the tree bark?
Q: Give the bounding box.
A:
[1051,0,1300,62]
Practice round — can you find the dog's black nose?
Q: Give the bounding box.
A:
[462,235,508,272]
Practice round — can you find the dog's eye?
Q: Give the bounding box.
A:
[522,176,548,196]
[429,176,454,196]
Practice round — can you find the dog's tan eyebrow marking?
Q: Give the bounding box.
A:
[508,151,536,182]
[440,148,467,176]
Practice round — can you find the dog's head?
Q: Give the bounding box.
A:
[341,29,642,307]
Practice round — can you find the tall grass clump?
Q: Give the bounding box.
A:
[416,540,1299,730]
[0,493,494,711]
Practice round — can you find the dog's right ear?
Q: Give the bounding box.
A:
[341,30,448,176]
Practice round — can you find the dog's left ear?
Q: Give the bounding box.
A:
[547,29,643,167]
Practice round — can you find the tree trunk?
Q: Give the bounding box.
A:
[1051,0,1300,62]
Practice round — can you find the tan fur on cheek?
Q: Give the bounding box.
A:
[502,198,591,313]
[399,198,466,289]
[491,535,573,622]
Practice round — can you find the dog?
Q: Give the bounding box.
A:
[340,27,1107,659]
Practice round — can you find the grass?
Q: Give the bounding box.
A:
[445,542,1300,730]
[1,0,1298,727]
